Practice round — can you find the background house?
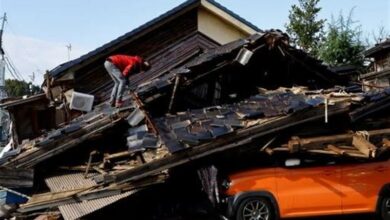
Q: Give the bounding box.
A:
[361,39,390,90]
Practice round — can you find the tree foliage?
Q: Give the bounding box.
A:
[318,10,366,67]
[5,79,41,97]
[286,0,326,56]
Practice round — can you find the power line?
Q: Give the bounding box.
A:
[2,53,22,81]
[4,51,24,81]
[4,59,18,80]
[4,59,19,80]
[5,56,22,80]
[5,20,43,71]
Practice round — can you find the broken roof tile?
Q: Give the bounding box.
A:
[127,108,146,127]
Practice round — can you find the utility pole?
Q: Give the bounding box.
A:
[0,13,6,59]
[0,13,7,99]
[0,13,7,145]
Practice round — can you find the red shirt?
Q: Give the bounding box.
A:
[108,55,144,77]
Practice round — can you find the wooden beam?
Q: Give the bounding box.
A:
[0,168,34,188]
[104,151,131,161]
[288,128,390,151]
[264,148,274,155]
[168,75,181,113]
[307,149,368,158]
[5,116,123,169]
[383,138,390,148]
[352,135,377,158]
[131,93,158,135]
[327,145,346,155]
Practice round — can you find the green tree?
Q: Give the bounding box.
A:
[286,0,326,56]
[318,10,366,67]
[5,79,41,97]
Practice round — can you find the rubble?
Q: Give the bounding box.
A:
[0,30,389,219]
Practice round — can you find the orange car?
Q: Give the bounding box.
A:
[221,156,390,220]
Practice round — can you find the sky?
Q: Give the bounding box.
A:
[0,0,389,84]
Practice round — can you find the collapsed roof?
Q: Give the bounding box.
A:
[1,30,390,220]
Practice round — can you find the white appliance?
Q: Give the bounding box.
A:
[69,91,94,112]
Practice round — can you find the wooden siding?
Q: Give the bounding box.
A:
[73,10,197,93]
[74,27,218,102]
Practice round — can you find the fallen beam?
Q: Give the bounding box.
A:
[287,128,390,152]
[4,116,123,169]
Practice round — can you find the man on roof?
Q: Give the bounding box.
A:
[104,55,151,107]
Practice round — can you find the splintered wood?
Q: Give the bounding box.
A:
[352,135,377,158]
[265,128,390,159]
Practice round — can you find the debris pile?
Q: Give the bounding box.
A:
[0,30,389,220]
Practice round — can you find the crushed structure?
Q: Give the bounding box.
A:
[0,1,390,219]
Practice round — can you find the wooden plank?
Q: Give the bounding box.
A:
[307,149,339,155]
[383,138,390,147]
[132,93,159,135]
[264,148,274,155]
[104,151,131,160]
[307,149,368,158]
[288,128,390,151]
[271,147,289,152]
[168,75,181,113]
[0,168,34,188]
[352,135,377,158]
[6,117,123,169]
[327,145,346,155]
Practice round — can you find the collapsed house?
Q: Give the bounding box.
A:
[0,1,390,219]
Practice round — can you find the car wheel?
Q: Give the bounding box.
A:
[235,197,274,220]
[381,196,390,220]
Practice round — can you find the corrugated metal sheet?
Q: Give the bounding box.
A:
[58,191,136,220]
[45,173,97,192]
[45,173,136,220]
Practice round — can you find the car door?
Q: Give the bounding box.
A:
[275,157,343,218]
[340,159,390,214]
